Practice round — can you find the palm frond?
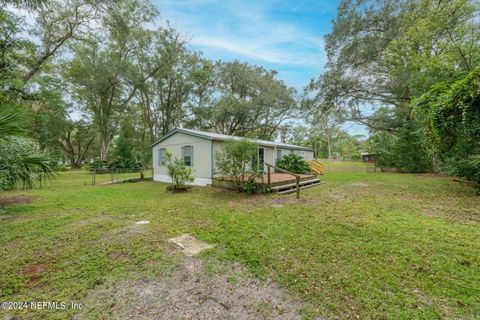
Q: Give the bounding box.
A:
[0,137,56,190]
[0,105,26,139]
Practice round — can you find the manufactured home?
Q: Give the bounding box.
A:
[151,128,314,186]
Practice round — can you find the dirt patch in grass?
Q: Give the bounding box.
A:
[98,224,147,243]
[76,257,316,320]
[0,195,34,207]
[20,262,49,285]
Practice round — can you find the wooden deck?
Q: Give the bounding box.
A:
[255,173,316,186]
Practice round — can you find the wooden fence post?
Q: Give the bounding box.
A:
[296,176,300,199]
[267,165,271,187]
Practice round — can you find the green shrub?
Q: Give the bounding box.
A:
[452,156,480,194]
[0,137,55,190]
[108,159,143,172]
[165,151,194,192]
[276,153,310,174]
[54,164,70,172]
[215,139,260,193]
[393,121,432,173]
[87,160,109,173]
[413,67,480,189]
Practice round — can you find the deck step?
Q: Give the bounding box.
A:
[277,181,325,195]
[270,178,321,191]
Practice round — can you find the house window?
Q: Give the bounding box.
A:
[181,145,193,166]
[158,148,167,165]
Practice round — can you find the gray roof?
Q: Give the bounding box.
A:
[152,128,314,151]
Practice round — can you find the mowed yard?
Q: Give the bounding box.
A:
[0,164,479,319]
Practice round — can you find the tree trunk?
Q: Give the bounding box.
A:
[327,131,332,159]
[100,135,109,162]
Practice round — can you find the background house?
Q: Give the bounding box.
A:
[151,128,314,186]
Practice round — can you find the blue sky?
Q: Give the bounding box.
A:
[153,0,368,136]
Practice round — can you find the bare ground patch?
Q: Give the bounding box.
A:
[75,257,318,320]
[0,195,34,207]
[20,262,50,286]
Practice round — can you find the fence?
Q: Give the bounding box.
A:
[90,168,151,186]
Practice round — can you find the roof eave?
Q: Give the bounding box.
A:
[152,128,314,152]
[151,128,213,148]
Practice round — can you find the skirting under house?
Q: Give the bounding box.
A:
[153,174,212,187]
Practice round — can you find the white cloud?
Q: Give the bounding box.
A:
[190,36,322,65]
[156,0,326,64]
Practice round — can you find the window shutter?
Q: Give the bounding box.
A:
[181,146,185,162]
[190,145,194,166]
[158,149,162,166]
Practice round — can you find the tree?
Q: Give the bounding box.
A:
[64,0,160,161]
[135,28,200,141]
[393,121,432,173]
[215,139,259,193]
[0,8,55,189]
[165,151,193,192]
[313,0,480,132]
[57,120,95,168]
[413,67,480,189]
[192,61,298,139]
[28,75,69,155]
[23,0,105,82]
[316,0,411,130]
[368,132,397,170]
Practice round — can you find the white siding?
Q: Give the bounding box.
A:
[152,132,213,182]
[153,132,314,185]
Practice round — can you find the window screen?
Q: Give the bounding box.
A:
[158,148,167,165]
[182,145,193,166]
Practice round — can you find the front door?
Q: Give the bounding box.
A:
[258,148,265,172]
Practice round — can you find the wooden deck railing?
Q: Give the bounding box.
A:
[306,159,326,175]
[265,163,301,199]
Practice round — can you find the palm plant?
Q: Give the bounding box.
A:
[0,104,25,139]
[0,106,56,190]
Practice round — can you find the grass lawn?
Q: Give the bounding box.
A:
[0,166,479,319]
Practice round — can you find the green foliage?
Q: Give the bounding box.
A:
[215,139,260,193]
[393,121,432,173]
[108,159,143,172]
[87,160,109,173]
[313,0,480,151]
[165,151,193,192]
[0,104,25,139]
[114,127,134,162]
[0,137,55,190]
[368,132,397,170]
[191,60,298,139]
[413,67,480,189]
[368,121,432,173]
[2,169,479,319]
[276,153,310,174]
[453,156,480,193]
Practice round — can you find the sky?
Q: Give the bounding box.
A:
[152,0,369,136]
